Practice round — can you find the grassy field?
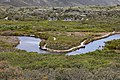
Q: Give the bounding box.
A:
[0,18,120,32]
[1,39,120,70]
[0,6,120,79]
[0,38,120,80]
[0,17,120,51]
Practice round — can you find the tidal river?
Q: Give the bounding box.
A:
[16,34,120,55]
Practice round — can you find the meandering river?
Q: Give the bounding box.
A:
[16,34,120,55]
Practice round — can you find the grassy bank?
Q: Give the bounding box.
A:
[0,36,19,52]
[0,39,120,79]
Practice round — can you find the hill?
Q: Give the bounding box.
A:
[0,0,120,7]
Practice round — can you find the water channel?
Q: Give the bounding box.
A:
[16,34,120,55]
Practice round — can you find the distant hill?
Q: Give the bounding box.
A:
[0,0,120,7]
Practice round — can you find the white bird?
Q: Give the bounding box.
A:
[4,17,8,20]
[53,37,56,41]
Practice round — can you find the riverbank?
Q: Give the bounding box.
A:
[1,34,120,80]
[0,36,19,52]
[41,31,120,53]
[85,31,120,44]
[41,40,87,53]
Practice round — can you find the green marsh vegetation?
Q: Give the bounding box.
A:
[105,39,120,50]
[0,5,120,80]
[0,17,120,50]
[0,39,120,79]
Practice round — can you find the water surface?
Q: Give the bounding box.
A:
[16,36,48,53]
[67,34,120,55]
[16,34,120,55]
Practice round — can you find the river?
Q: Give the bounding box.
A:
[16,34,120,55]
[16,36,48,53]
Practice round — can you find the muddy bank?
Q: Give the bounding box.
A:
[0,36,19,52]
[0,36,19,45]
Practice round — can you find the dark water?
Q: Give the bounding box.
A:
[16,34,120,55]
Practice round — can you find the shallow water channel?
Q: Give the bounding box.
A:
[16,36,48,53]
[16,34,120,55]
